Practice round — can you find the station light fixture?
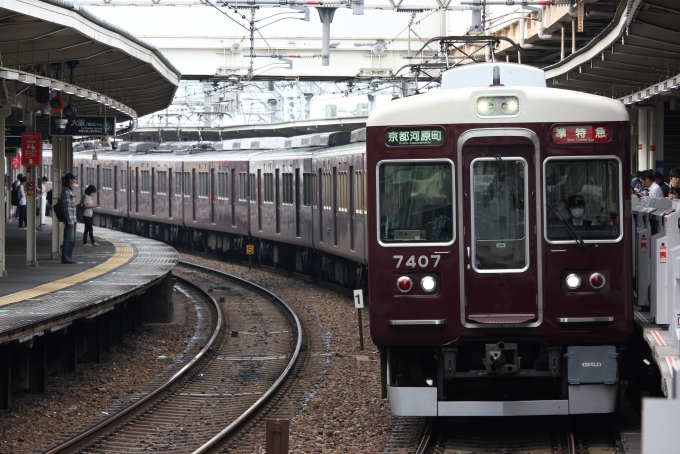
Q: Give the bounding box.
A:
[397,276,413,293]
[565,273,581,290]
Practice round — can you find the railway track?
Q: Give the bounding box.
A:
[37,261,307,453]
[384,414,623,454]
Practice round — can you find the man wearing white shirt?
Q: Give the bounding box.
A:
[640,170,664,197]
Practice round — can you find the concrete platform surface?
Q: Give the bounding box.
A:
[0,218,178,345]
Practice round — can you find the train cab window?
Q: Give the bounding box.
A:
[545,158,621,242]
[378,161,453,244]
[471,158,528,271]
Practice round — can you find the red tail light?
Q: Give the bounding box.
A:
[397,276,413,293]
[590,273,605,289]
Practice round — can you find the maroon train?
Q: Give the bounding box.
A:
[43,63,633,417]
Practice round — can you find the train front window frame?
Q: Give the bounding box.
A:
[377,159,455,247]
[543,156,623,244]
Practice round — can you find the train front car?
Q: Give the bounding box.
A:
[366,63,632,417]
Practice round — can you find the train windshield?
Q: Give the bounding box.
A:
[378,161,453,243]
[471,158,528,271]
[545,158,621,242]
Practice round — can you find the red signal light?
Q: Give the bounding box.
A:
[590,273,605,289]
[397,276,413,293]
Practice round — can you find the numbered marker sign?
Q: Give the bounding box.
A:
[353,289,364,309]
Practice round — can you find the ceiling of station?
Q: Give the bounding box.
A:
[0,0,180,136]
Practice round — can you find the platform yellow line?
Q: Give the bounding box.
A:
[0,232,134,307]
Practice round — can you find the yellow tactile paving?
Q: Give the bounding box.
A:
[0,232,134,307]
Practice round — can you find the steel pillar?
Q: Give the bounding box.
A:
[317,8,337,67]
[60,326,77,373]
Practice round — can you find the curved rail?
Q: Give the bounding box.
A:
[44,273,223,454]
[415,418,434,454]
[180,260,304,453]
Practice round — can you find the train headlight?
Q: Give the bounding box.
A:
[476,98,496,116]
[589,273,605,289]
[500,97,520,115]
[565,273,581,290]
[397,276,413,293]
[420,276,436,293]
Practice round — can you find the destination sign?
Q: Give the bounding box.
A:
[386,128,445,147]
[50,116,116,136]
[551,125,611,144]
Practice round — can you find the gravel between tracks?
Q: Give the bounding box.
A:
[179,254,398,454]
[0,293,196,454]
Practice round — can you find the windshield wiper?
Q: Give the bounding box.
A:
[546,202,586,248]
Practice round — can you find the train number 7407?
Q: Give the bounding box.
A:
[393,255,441,268]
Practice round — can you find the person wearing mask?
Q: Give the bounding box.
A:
[61,173,78,264]
[567,195,599,226]
[17,176,27,229]
[39,176,48,225]
[81,185,99,246]
[640,169,664,197]
[654,170,669,197]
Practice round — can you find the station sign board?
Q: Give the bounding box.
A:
[11,153,20,169]
[21,132,42,166]
[5,125,26,148]
[551,125,611,144]
[49,116,116,136]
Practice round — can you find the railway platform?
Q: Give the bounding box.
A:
[0,219,178,410]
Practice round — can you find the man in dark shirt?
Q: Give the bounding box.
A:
[654,170,669,197]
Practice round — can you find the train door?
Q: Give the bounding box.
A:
[295,167,301,238]
[275,168,280,234]
[114,165,118,210]
[168,171,173,219]
[96,165,100,205]
[230,168,235,227]
[151,167,155,216]
[257,169,262,231]
[192,168,197,222]
[333,166,338,246]
[349,165,355,251]
[135,167,139,213]
[210,168,215,224]
[460,139,541,326]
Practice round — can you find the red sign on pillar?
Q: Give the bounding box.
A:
[21,132,42,166]
[10,153,20,169]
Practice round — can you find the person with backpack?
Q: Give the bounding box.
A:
[60,173,78,264]
[17,176,27,229]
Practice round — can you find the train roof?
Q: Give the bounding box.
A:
[312,141,365,158]
[368,84,628,127]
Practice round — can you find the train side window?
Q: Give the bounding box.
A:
[337,171,348,212]
[184,172,191,197]
[175,171,182,196]
[264,172,274,203]
[250,173,256,203]
[239,172,247,202]
[545,158,621,242]
[282,173,293,205]
[199,172,209,198]
[323,172,332,210]
[120,169,126,191]
[354,170,365,214]
[141,170,150,193]
[303,172,312,207]
[157,171,167,195]
[378,161,454,244]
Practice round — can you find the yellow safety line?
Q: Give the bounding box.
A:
[0,232,134,307]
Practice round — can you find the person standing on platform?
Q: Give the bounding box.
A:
[81,185,99,246]
[640,170,664,198]
[669,167,680,192]
[61,173,78,264]
[12,173,22,219]
[39,176,48,225]
[654,170,669,197]
[17,176,27,229]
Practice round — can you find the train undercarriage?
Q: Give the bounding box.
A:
[383,342,630,416]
